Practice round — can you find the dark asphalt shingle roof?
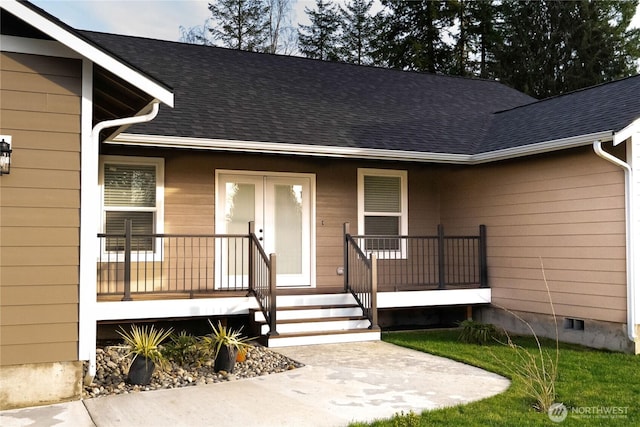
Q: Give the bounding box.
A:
[482,74,640,153]
[81,31,535,155]
[80,31,639,157]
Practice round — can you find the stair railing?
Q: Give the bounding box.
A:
[248,221,278,336]
[344,222,379,329]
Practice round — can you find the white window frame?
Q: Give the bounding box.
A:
[99,155,165,261]
[357,168,408,259]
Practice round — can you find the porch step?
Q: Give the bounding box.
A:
[266,327,381,348]
[251,292,380,347]
[259,316,370,335]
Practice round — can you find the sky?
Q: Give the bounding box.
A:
[30,0,640,45]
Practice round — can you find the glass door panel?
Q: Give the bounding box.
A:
[217,175,263,289]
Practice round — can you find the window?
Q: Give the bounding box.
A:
[100,156,164,253]
[358,169,407,254]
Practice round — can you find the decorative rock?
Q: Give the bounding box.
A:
[83,344,303,399]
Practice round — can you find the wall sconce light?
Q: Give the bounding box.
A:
[0,136,12,175]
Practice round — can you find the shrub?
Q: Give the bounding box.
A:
[162,331,201,366]
[458,319,500,345]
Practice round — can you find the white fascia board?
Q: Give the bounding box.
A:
[613,117,640,146]
[1,1,173,107]
[471,130,614,164]
[111,133,473,163]
[112,131,615,164]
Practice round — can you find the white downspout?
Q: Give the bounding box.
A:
[82,101,161,383]
[593,140,636,346]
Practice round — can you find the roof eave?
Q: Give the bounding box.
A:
[470,130,615,164]
[1,0,174,107]
[111,131,617,164]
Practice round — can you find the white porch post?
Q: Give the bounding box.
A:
[79,59,98,381]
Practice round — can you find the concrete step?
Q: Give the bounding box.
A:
[266,328,381,348]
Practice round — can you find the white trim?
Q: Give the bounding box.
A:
[98,155,165,261]
[0,35,81,58]
[614,118,640,146]
[1,1,173,107]
[631,132,640,347]
[377,288,491,308]
[78,60,96,366]
[114,134,472,163]
[95,297,259,321]
[471,131,614,163]
[111,130,616,165]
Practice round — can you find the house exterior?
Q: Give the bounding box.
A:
[1,0,639,409]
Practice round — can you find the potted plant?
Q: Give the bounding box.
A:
[201,320,253,373]
[118,324,173,385]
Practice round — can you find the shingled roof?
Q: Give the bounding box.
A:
[81,31,639,159]
[81,31,536,156]
[482,75,640,153]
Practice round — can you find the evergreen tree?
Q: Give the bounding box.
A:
[376,0,456,73]
[339,0,377,65]
[208,0,269,51]
[298,0,342,61]
[449,0,500,78]
[492,0,640,98]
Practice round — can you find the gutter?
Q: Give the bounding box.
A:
[593,140,636,345]
[83,101,161,383]
[110,130,614,165]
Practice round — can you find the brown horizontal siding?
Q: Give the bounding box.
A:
[0,52,81,366]
[3,129,80,152]
[0,188,78,208]
[1,207,79,227]
[1,323,77,346]
[0,342,77,366]
[0,89,80,115]
[1,285,79,305]
[0,109,80,134]
[1,247,79,267]
[1,266,79,287]
[10,148,79,171]
[1,227,79,247]
[440,147,627,323]
[1,52,82,77]
[1,304,78,326]
[1,69,81,97]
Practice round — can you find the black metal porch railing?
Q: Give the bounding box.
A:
[97,220,277,334]
[344,223,378,329]
[346,224,488,291]
[246,222,277,336]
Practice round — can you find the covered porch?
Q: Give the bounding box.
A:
[94,221,491,344]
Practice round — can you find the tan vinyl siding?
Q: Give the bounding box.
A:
[0,52,81,366]
[440,147,627,323]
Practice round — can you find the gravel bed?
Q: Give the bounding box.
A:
[83,345,303,399]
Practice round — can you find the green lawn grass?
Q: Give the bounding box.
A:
[351,330,639,426]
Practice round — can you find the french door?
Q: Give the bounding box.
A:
[216,171,314,288]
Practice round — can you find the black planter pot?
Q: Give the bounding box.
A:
[214,346,239,373]
[127,355,155,385]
